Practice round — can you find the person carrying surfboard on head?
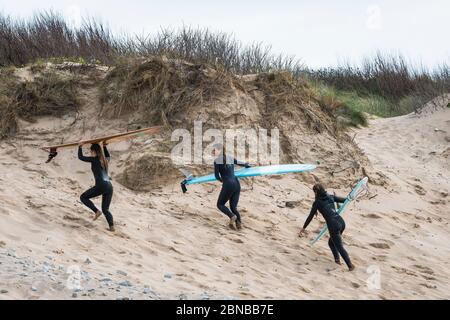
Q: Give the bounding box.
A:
[213,143,250,230]
[299,184,355,271]
[78,142,115,232]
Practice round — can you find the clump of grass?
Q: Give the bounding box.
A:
[116,154,178,191]
[100,56,234,125]
[0,67,19,138]
[0,95,17,138]
[11,71,79,121]
[0,68,80,139]
[253,71,338,134]
[0,11,301,75]
[309,53,450,115]
[309,81,368,127]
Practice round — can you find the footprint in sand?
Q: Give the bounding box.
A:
[391,266,417,277]
[413,265,435,275]
[363,213,382,219]
[369,243,391,249]
[413,184,427,196]
[231,238,244,244]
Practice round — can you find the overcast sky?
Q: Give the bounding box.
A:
[1,0,449,68]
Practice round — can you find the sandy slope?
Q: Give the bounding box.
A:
[0,98,449,299]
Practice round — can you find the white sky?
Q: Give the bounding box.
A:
[1,0,449,68]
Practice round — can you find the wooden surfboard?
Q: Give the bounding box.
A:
[41,126,162,163]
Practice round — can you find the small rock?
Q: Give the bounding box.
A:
[200,292,210,300]
[84,258,92,264]
[72,293,78,298]
[100,278,113,282]
[0,290,8,294]
[178,294,188,300]
[31,286,37,292]
[118,280,132,287]
[164,273,172,279]
[116,270,127,276]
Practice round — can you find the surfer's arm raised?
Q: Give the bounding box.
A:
[78,146,95,162]
[103,145,111,161]
[233,158,250,168]
[214,161,223,182]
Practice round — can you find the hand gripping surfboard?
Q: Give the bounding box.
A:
[41,126,162,163]
[310,177,369,245]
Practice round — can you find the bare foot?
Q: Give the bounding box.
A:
[93,211,102,221]
[236,221,242,230]
[349,264,355,271]
[335,259,342,265]
[108,226,115,232]
[229,215,237,230]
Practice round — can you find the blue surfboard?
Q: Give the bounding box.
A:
[310,177,368,245]
[181,164,316,192]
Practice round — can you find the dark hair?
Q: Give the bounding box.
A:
[313,183,326,196]
[90,143,108,173]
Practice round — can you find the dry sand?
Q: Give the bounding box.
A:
[0,72,449,299]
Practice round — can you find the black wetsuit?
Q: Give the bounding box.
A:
[78,146,114,227]
[214,154,249,223]
[303,191,352,268]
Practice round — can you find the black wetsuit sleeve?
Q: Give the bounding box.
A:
[303,201,318,229]
[333,195,347,203]
[103,145,111,161]
[214,162,222,182]
[234,158,250,168]
[78,146,95,162]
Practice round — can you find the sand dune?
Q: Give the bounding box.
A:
[0,66,449,300]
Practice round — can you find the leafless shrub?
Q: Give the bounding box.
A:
[100,56,234,125]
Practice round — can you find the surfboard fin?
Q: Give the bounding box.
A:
[179,169,194,193]
[181,181,188,193]
[46,148,58,163]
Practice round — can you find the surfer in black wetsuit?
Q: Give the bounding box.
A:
[299,184,355,271]
[78,143,115,232]
[213,144,250,230]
